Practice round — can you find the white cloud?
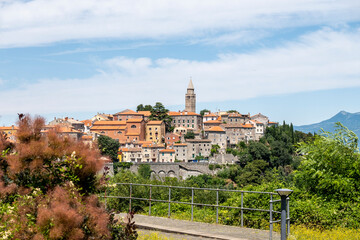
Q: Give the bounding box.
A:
[0,0,359,48]
[0,28,359,115]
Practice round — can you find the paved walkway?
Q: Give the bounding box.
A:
[118,213,280,240]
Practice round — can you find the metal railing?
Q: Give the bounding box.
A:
[101,183,290,240]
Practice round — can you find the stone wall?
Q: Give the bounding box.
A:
[130,162,214,180]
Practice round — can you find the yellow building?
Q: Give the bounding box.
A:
[0,125,18,142]
[145,121,165,144]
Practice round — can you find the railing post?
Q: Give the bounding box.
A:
[216,189,219,224]
[129,183,132,212]
[241,192,244,227]
[287,197,290,236]
[168,186,171,218]
[149,185,152,216]
[269,194,273,240]
[191,187,194,221]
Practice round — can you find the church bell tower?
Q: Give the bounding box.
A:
[185,79,196,113]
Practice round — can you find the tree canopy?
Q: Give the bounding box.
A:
[149,102,173,132]
[295,123,360,201]
[98,135,120,162]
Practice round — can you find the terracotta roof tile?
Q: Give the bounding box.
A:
[147,120,163,125]
[159,149,175,153]
[168,111,200,116]
[125,132,141,136]
[138,111,151,117]
[173,143,187,146]
[93,121,126,126]
[126,119,143,123]
[204,113,217,117]
[91,126,125,130]
[204,120,222,124]
[205,126,225,132]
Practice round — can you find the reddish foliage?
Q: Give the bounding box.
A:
[2,114,104,194]
[1,115,113,239]
[35,186,110,239]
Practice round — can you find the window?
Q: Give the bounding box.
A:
[162,153,164,156]
[149,128,152,130]
[192,120,194,123]
[187,120,189,123]
[192,125,194,128]
[170,153,172,156]
[131,125,136,128]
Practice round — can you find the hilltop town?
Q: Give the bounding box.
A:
[0,80,277,163]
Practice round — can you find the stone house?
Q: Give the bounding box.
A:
[146,120,165,144]
[185,139,211,160]
[158,149,176,163]
[205,126,227,149]
[171,143,188,161]
[169,111,203,131]
[165,133,181,146]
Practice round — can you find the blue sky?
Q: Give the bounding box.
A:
[1,0,360,126]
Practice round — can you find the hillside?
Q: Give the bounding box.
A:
[294,111,360,137]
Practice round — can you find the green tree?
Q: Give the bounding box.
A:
[149,102,173,132]
[97,135,120,162]
[227,110,238,113]
[137,104,153,112]
[235,160,271,187]
[184,131,195,139]
[210,144,220,156]
[138,164,152,179]
[247,141,270,162]
[200,109,210,116]
[295,123,360,201]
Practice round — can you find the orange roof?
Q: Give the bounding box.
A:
[242,124,254,128]
[138,111,151,117]
[128,148,142,152]
[217,116,222,121]
[125,132,141,136]
[168,111,200,116]
[118,110,143,115]
[159,149,175,153]
[119,148,129,152]
[204,113,217,117]
[254,120,264,124]
[81,119,92,127]
[147,120,163,125]
[205,126,225,132]
[0,126,18,130]
[143,143,165,148]
[204,120,222,124]
[269,121,278,124]
[91,126,125,130]
[93,121,126,126]
[173,143,187,146]
[138,141,153,145]
[126,119,143,123]
[57,126,81,133]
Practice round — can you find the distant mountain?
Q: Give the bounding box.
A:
[294,111,360,137]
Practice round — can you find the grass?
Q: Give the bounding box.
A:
[289,226,360,240]
[138,231,186,240]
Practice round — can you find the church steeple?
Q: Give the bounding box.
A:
[185,79,196,113]
[188,79,194,89]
